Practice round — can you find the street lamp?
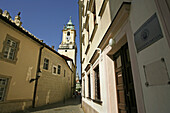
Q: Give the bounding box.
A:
[29,71,42,83]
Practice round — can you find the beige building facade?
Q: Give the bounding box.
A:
[79,0,170,113]
[0,10,41,112]
[35,46,74,107]
[0,9,76,112]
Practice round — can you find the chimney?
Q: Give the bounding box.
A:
[2,10,11,19]
[14,12,22,27]
[52,46,55,49]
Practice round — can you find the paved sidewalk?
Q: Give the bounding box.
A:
[16,95,84,113]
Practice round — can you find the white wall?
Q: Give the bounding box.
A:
[129,0,170,113]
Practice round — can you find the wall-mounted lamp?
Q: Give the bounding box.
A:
[37,71,42,78]
[29,71,42,83]
[109,38,116,46]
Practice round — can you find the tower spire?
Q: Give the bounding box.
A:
[66,16,74,30]
[58,17,77,65]
[69,16,72,21]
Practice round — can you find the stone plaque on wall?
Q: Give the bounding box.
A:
[134,13,163,53]
[143,58,170,86]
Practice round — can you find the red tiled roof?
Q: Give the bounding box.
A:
[61,55,72,61]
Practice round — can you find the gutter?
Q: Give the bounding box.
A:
[32,44,45,108]
[0,15,42,45]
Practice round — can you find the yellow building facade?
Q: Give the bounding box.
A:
[0,9,76,112]
[35,46,74,107]
[0,10,41,112]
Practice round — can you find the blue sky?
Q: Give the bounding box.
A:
[0,0,81,78]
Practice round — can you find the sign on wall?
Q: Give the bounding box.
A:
[143,58,170,86]
[134,13,163,53]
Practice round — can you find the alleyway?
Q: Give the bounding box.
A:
[15,95,84,113]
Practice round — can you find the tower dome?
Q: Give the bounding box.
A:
[66,16,74,30]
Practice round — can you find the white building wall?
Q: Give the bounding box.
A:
[129,0,170,113]
[80,0,170,113]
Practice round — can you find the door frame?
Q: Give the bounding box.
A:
[113,43,137,113]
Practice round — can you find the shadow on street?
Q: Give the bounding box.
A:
[14,95,83,113]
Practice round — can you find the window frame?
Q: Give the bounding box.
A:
[57,65,61,75]
[64,70,66,77]
[0,34,20,64]
[52,65,57,75]
[88,73,91,99]
[94,65,101,101]
[43,58,49,70]
[83,79,85,97]
[0,75,10,102]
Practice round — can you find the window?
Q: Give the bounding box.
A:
[83,79,85,97]
[64,70,66,77]
[0,77,8,101]
[92,0,96,26]
[94,65,100,100]
[43,58,49,70]
[67,31,70,36]
[57,65,61,74]
[88,74,91,98]
[87,24,89,40]
[52,65,57,75]
[1,35,19,63]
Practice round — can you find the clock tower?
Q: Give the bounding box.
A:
[58,17,77,65]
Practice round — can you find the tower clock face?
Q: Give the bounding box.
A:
[66,36,71,41]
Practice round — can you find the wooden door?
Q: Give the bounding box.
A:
[114,44,137,113]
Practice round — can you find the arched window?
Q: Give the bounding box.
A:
[67,31,70,36]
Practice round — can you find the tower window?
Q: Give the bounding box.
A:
[67,32,70,36]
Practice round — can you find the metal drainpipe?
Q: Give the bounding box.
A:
[32,44,44,108]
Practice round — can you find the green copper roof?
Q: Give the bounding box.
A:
[65,16,74,30]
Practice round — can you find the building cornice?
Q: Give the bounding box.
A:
[0,13,74,71]
[98,2,131,50]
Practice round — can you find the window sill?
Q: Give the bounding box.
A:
[88,0,94,11]
[85,43,90,55]
[86,97,91,100]
[85,1,90,16]
[89,23,98,42]
[98,0,109,17]
[0,56,17,64]
[43,68,48,71]
[92,99,102,105]
[85,13,90,29]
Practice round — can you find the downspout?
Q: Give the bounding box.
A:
[71,71,73,96]
[32,43,45,108]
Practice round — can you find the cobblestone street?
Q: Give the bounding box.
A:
[16,95,84,113]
